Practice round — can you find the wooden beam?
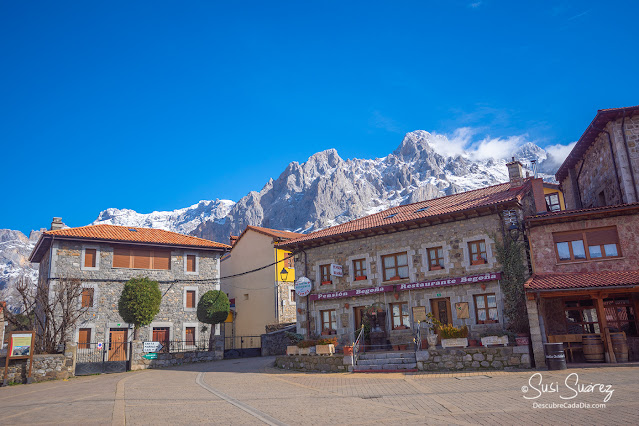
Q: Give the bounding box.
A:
[594,297,616,364]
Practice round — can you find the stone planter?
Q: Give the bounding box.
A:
[286,346,299,356]
[441,338,468,348]
[481,335,509,347]
[299,346,316,355]
[315,344,335,355]
[427,334,438,348]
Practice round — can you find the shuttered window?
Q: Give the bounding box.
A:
[81,288,94,308]
[84,248,96,268]
[186,255,196,272]
[78,328,91,349]
[112,246,171,270]
[186,290,196,309]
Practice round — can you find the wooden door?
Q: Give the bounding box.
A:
[430,298,453,325]
[108,328,128,361]
[354,306,367,333]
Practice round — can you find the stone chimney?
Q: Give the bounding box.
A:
[229,235,239,246]
[506,157,524,188]
[50,217,65,231]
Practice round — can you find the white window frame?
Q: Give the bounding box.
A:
[183,322,199,349]
[81,245,100,271]
[184,251,199,275]
[183,286,198,312]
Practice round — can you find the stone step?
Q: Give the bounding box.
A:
[353,362,417,371]
[358,352,415,360]
[356,357,416,365]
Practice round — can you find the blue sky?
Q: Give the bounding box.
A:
[2,1,638,234]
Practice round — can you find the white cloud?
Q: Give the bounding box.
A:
[469,2,482,9]
[428,127,475,157]
[472,135,528,160]
[544,141,577,167]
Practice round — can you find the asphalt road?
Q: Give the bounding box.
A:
[1,356,638,425]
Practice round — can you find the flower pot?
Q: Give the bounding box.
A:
[343,345,353,356]
[427,334,438,348]
[321,280,332,286]
[321,330,329,336]
[441,338,468,348]
[316,344,335,355]
[481,335,508,347]
[298,347,311,355]
[390,276,401,281]
[286,346,299,355]
[430,265,443,271]
[355,276,367,281]
[393,345,400,351]
[468,339,479,347]
[471,259,487,266]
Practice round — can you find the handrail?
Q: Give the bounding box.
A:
[414,320,422,352]
[352,327,364,367]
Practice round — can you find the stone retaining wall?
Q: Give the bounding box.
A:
[417,346,531,371]
[261,326,296,357]
[130,340,223,370]
[276,354,349,372]
[1,343,76,384]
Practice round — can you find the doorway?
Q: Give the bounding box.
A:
[108,328,128,361]
[152,327,170,352]
[430,298,453,325]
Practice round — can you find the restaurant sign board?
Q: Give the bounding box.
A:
[396,272,501,292]
[310,285,394,301]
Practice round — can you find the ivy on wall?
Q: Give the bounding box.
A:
[495,236,530,334]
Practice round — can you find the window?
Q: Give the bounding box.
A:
[320,309,336,333]
[427,247,444,271]
[186,290,196,309]
[604,297,638,336]
[474,294,498,324]
[290,289,296,302]
[152,327,170,351]
[564,299,600,334]
[598,191,606,207]
[84,248,97,268]
[243,293,249,300]
[390,302,410,329]
[382,252,409,281]
[113,247,171,270]
[186,254,196,272]
[185,327,196,346]
[81,288,94,308]
[468,240,487,265]
[545,193,561,212]
[283,253,294,269]
[320,264,332,285]
[554,227,621,262]
[352,259,367,280]
[78,328,91,349]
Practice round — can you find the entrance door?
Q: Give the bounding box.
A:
[108,328,128,361]
[430,298,453,325]
[152,327,170,352]
[354,306,367,333]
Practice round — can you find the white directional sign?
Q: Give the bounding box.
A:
[143,341,163,353]
[295,277,312,297]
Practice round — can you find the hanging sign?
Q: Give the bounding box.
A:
[412,306,427,322]
[455,302,470,319]
[396,272,501,292]
[310,285,394,301]
[330,264,343,277]
[295,277,312,297]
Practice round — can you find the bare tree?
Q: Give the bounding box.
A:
[6,274,88,354]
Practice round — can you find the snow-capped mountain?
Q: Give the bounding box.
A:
[0,229,42,311]
[193,130,555,242]
[92,199,235,234]
[1,130,559,310]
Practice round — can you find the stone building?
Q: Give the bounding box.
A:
[28,220,229,359]
[221,226,301,346]
[556,105,639,210]
[280,163,549,350]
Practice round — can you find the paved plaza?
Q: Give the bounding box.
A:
[1,357,638,425]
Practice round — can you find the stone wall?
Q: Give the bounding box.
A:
[129,339,223,370]
[416,346,531,371]
[261,325,296,356]
[275,354,349,372]
[1,343,76,384]
[39,240,222,346]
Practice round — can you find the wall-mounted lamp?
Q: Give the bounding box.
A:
[280,267,289,281]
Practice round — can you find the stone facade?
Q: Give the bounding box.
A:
[36,239,223,358]
[294,211,530,346]
[560,114,639,209]
[261,325,296,356]
[129,339,223,370]
[276,354,349,372]
[1,342,76,384]
[416,346,531,371]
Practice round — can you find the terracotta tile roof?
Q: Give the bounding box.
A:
[525,270,639,291]
[526,202,639,225]
[44,224,229,249]
[245,226,304,241]
[556,105,639,182]
[281,180,531,248]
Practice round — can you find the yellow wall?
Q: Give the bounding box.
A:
[543,187,566,211]
[275,248,295,282]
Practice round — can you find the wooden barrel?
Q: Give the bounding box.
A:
[582,335,604,362]
[544,343,567,370]
[610,332,629,362]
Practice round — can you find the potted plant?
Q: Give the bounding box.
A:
[439,324,469,348]
[471,258,487,266]
[297,339,317,355]
[285,332,304,355]
[389,276,401,281]
[316,337,337,355]
[430,265,444,271]
[321,280,332,285]
[355,275,367,281]
[420,313,441,348]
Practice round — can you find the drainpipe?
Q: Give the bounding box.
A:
[621,111,639,202]
[592,125,623,204]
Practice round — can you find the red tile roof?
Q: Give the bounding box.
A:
[556,105,639,182]
[30,224,230,262]
[526,202,639,225]
[525,270,639,291]
[231,225,304,249]
[281,180,531,248]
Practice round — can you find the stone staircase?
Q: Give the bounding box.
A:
[353,351,417,372]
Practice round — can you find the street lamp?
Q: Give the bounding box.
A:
[280,267,289,281]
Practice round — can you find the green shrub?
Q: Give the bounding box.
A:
[118,277,162,338]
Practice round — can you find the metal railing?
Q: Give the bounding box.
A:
[162,339,211,353]
[415,321,422,352]
[352,327,364,366]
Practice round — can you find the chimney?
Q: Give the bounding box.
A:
[506,157,524,188]
[50,217,65,231]
[229,235,239,246]
[531,178,548,214]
